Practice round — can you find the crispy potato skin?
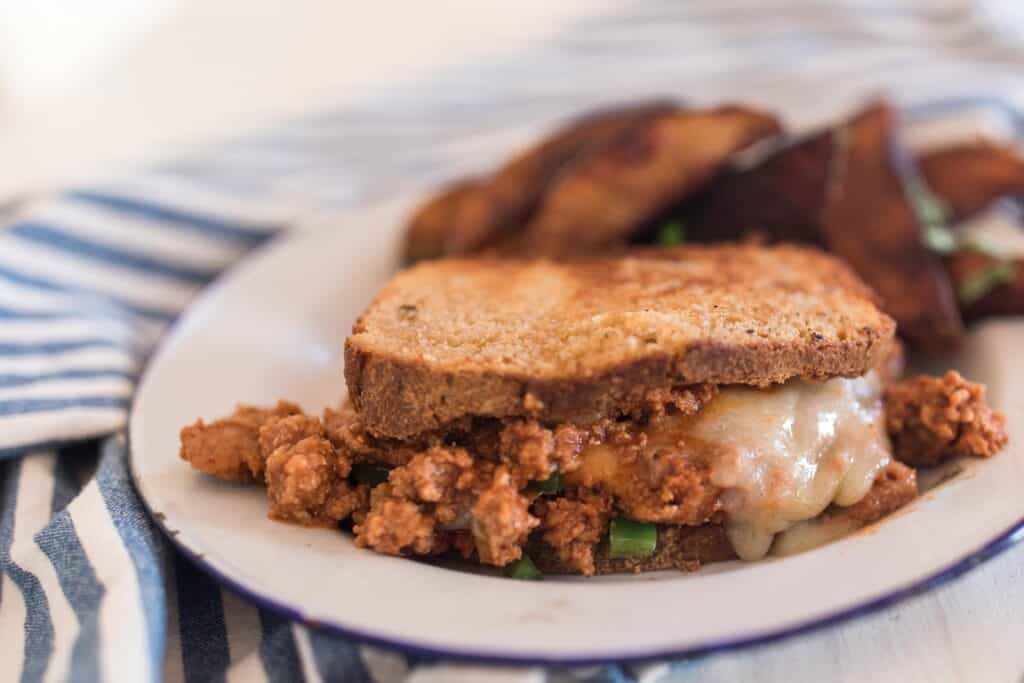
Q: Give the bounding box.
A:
[402,99,681,263]
[684,128,834,246]
[820,103,963,350]
[919,142,1024,221]
[401,179,483,263]
[519,105,782,255]
[401,98,1024,346]
[945,248,1024,321]
[681,102,964,351]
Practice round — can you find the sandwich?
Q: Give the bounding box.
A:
[180,244,1007,577]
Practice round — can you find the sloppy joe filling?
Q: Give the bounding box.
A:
[565,374,891,560]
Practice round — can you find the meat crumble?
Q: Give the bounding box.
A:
[180,402,367,527]
[498,420,585,482]
[178,372,1006,575]
[534,490,614,576]
[885,371,1008,467]
[180,400,301,482]
[472,467,539,565]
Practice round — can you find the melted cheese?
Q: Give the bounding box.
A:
[769,514,860,557]
[569,373,892,560]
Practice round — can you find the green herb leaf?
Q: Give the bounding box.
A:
[656,220,686,247]
[904,176,957,254]
[907,178,949,226]
[528,472,561,495]
[960,234,1013,261]
[351,463,390,487]
[958,261,1017,305]
[503,554,544,581]
[608,516,657,559]
[923,223,957,254]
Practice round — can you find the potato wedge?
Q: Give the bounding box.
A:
[402,179,483,263]
[945,248,1024,321]
[684,127,834,245]
[680,102,962,350]
[919,142,1024,221]
[519,105,782,255]
[820,103,963,350]
[401,99,681,263]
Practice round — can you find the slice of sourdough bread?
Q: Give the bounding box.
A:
[345,245,895,439]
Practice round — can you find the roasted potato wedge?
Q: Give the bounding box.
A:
[402,179,483,263]
[821,103,963,350]
[679,102,963,350]
[684,126,834,246]
[519,105,782,255]
[945,248,1024,321]
[402,99,681,263]
[919,142,1024,222]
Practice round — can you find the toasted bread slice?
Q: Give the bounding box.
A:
[345,245,895,439]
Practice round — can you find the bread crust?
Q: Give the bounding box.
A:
[346,245,896,439]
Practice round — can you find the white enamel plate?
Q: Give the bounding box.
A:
[130,194,1024,664]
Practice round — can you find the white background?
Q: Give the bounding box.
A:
[0,0,603,198]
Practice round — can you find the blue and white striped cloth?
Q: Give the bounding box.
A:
[4,1,1024,681]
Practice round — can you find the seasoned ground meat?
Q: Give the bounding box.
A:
[355,447,540,565]
[639,384,718,421]
[498,420,585,482]
[472,467,539,565]
[179,401,301,481]
[388,447,475,502]
[325,482,371,524]
[265,434,358,526]
[179,402,369,526]
[355,497,449,555]
[566,427,723,526]
[337,394,726,563]
[534,490,613,576]
[618,450,722,524]
[180,377,942,574]
[265,436,334,523]
[354,447,474,557]
[259,414,324,461]
[885,371,1008,467]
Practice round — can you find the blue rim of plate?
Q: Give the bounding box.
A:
[130,448,1024,666]
[129,93,1024,666]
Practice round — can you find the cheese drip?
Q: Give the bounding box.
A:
[688,373,890,560]
[568,374,892,560]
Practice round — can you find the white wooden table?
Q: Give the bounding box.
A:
[3,2,1023,681]
[681,545,1024,682]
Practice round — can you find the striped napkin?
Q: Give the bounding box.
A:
[4,2,1024,681]
[0,183,684,678]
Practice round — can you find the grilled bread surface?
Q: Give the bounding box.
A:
[346,245,895,439]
